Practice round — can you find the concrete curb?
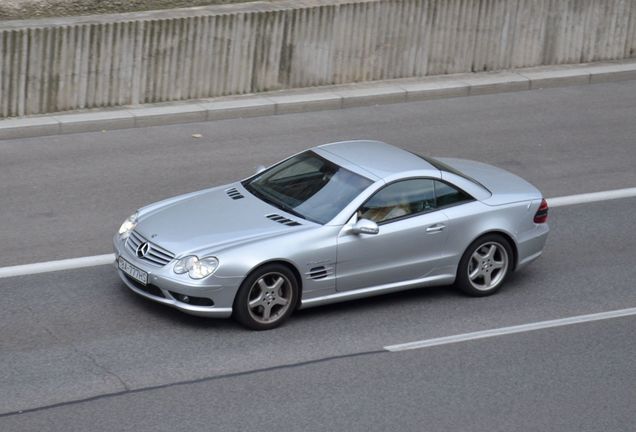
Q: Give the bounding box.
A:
[1,60,635,140]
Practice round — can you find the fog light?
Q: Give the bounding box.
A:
[169,291,214,306]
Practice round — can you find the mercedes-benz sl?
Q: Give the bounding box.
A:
[114,140,549,330]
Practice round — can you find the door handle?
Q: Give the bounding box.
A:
[426,224,446,233]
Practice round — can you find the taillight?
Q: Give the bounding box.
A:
[534,198,549,223]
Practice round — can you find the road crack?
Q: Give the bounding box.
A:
[25,306,131,392]
[1,348,387,417]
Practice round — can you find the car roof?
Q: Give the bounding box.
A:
[315,140,438,180]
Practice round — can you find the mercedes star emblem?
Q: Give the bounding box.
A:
[136,242,150,258]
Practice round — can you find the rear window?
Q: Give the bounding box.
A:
[434,181,472,207]
[415,154,490,193]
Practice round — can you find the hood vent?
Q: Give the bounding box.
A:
[225,187,244,200]
[266,214,301,227]
[306,266,333,280]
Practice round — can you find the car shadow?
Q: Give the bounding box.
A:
[295,270,530,321]
[116,269,531,330]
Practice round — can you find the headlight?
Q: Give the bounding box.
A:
[173,256,219,279]
[118,212,138,238]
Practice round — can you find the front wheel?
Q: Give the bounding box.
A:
[455,234,513,297]
[233,264,298,330]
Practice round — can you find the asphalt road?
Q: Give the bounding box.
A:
[1,80,635,430]
[3,316,634,432]
[1,80,635,267]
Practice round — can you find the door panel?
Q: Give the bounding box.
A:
[336,211,449,292]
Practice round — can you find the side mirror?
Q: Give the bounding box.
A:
[351,218,379,235]
[255,165,266,174]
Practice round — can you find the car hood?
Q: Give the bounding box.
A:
[135,184,310,255]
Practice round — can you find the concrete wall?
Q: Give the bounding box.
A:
[1,0,635,118]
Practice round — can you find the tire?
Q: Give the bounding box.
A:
[233,264,299,330]
[455,234,514,297]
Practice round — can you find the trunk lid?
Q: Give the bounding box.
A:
[436,158,542,206]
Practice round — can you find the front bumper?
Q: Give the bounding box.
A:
[113,235,241,318]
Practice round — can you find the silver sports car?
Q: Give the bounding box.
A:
[114,140,549,330]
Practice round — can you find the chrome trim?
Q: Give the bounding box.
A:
[304,265,335,280]
[125,230,175,267]
[136,241,150,257]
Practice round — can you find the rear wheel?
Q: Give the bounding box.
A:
[455,234,513,296]
[233,264,298,330]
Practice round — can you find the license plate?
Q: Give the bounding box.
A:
[118,257,148,285]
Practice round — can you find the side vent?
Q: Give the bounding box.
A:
[266,214,302,227]
[225,187,244,200]
[306,266,334,280]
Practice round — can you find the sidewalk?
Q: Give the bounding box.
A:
[1,60,635,140]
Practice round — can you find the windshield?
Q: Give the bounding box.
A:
[242,151,373,224]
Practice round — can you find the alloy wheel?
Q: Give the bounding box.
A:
[467,241,509,291]
[247,272,293,325]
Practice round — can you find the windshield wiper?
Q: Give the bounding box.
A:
[245,183,308,221]
[271,200,307,220]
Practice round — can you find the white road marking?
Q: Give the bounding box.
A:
[0,186,635,279]
[548,187,636,207]
[384,307,636,352]
[0,254,114,279]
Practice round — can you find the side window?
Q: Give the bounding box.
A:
[434,181,472,207]
[358,179,436,223]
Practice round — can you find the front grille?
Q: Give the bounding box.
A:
[126,230,175,267]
